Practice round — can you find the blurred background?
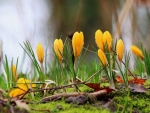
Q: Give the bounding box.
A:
[0,0,150,72]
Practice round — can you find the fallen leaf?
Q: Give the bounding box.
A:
[115,75,123,83]
[85,83,114,93]
[85,83,101,91]
[129,77,146,85]
[129,82,148,93]
[116,76,146,85]
[15,100,30,111]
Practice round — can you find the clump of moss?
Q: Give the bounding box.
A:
[29,101,110,113]
[112,90,150,112]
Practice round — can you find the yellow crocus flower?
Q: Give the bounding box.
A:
[9,78,36,98]
[11,64,18,82]
[98,49,107,67]
[95,29,104,51]
[103,31,112,51]
[9,88,26,98]
[54,39,64,62]
[36,43,44,64]
[116,39,124,61]
[17,78,36,91]
[72,31,84,58]
[131,45,144,60]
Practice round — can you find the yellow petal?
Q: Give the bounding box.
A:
[72,32,84,58]
[131,45,144,60]
[11,64,18,82]
[17,78,36,91]
[98,49,107,67]
[116,39,124,61]
[103,31,112,51]
[36,43,44,64]
[95,30,104,51]
[54,39,64,62]
[9,88,26,98]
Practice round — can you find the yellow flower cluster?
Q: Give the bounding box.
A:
[95,30,112,51]
[10,30,144,99]
[95,29,144,65]
[95,30,114,66]
[53,31,84,62]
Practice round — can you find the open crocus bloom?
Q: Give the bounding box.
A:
[9,78,36,98]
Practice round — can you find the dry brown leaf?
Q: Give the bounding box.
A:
[15,100,30,111]
[129,82,148,93]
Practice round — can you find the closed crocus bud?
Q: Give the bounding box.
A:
[103,31,112,51]
[95,29,104,51]
[98,49,107,67]
[54,39,64,62]
[131,45,144,60]
[72,31,84,58]
[116,39,124,61]
[36,43,44,64]
[11,64,18,82]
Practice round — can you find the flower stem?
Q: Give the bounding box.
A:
[73,57,78,92]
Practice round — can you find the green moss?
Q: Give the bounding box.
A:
[112,89,150,113]
[29,101,110,113]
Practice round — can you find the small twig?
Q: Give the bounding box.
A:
[0,88,7,95]
[120,60,135,78]
[42,68,102,92]
[84,68,104,82]
[83,47,97,54]
[10,105,15,113]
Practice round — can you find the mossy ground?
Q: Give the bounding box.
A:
[28,91,150,113]
[26,81,150,113]
[1,82,150,113]
[29,101,110,113]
